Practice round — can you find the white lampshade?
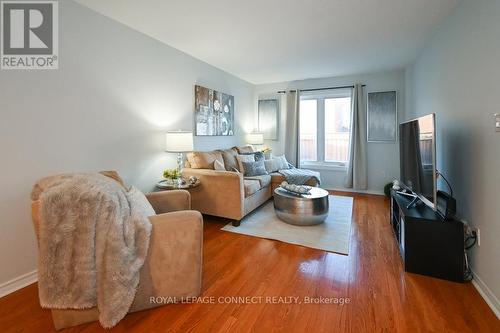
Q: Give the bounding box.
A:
[165,131,193,152]
[247,132,264,145]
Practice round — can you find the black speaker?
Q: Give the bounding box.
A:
[437,190,456,220]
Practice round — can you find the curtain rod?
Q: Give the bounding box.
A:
[277,84,366,94]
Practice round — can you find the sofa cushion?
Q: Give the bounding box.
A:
[186,151,224,169]
[245,175,271,188]
[214,159,225,171]
[236,154,255,173]
[264,159,278,173]
[243,179,261,197]
[218,148,239,171]
[240,151,264,161]
[235,145,254,154]
[264,156,291,173]
[274,155,291,170]
[241,160,268,177]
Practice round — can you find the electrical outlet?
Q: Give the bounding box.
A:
[495,113,500,132]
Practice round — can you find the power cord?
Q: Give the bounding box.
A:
[436,170,453,197]
[465,233,477,250]
[463,229,478,281]
[464,251,473,282]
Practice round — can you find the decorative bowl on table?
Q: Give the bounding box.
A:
[278,181,312,195]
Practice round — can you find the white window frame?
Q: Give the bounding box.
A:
[299,89,352,171]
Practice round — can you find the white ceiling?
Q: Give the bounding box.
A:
[75,0,461,84]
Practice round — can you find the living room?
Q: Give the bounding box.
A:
[0,0,498,332]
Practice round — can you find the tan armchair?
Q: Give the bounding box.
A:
[31,190,203,330]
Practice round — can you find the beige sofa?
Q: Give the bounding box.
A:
[32,189,203,330]
[182,146,317,226]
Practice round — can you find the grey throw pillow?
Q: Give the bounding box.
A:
[241,160,268,177]
[240,151,265,161]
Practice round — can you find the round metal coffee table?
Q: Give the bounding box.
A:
[273,187,329,226]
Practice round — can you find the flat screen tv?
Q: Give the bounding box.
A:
[399,113,437,210]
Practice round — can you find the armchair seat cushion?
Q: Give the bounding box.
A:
[243,179,261,197]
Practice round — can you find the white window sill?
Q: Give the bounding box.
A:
[300,162,347,172]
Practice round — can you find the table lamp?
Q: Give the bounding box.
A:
[165,130,193,180]
[246,132,264,150]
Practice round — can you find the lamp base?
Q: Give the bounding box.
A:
[176,153,184,180]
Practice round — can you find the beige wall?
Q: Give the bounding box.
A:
[0,1,255,292]
[406,0,500,316]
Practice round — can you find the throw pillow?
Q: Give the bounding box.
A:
[186,151,224,169]
[264,159,278,173]
[274,155,291,170]
[236,145,254,154]
[236,154,255,173]
[214,159,225,171]
[241,160,268,177]
[240,151,264,161]
[218,148,239,171]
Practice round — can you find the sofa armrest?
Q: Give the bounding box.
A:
[145,190,191,214]
[130,210,203,312]
[182,168,245,220]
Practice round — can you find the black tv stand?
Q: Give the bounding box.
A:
[390,190,465,282]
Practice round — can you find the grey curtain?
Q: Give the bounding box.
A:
[284,90,300,167]
[345,84,368,189]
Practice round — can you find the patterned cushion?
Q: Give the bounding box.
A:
[236,154,255,173]
[240,151,264,161]
[241,160,268,177]
[186,151,224,169]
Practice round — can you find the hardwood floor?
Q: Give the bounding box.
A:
[0,192,498,332]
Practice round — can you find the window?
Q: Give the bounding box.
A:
[299,91,352,168]
[325,97,351,163]
[299,99,317,161]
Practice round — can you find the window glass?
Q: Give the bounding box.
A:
[325,97,351,163]
[299,99,318,162]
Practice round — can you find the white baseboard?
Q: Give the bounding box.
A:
[326,187,385,196]
[0,270,38,298]
[472,271,500,319]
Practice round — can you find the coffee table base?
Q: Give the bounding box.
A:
[273,187,329,226]
[275,210,328,226]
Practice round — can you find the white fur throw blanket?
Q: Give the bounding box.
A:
[31,173,154,328]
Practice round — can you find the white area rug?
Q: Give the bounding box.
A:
[221,195,354,255]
